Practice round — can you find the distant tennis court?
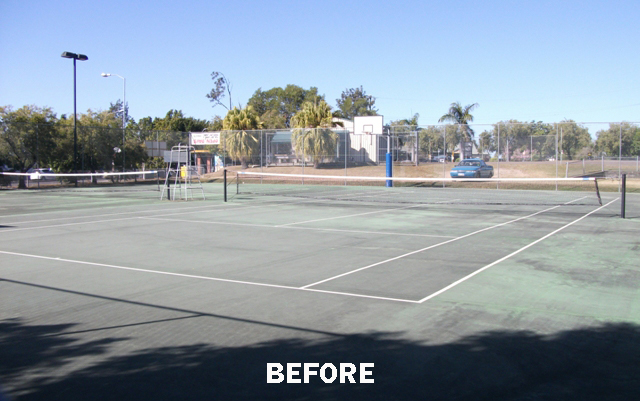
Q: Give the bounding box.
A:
[1,175,639,400]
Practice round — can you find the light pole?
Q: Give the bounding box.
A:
[101,73,126,172]
[61,51,88,185]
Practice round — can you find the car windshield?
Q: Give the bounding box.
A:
[458,161,480,167]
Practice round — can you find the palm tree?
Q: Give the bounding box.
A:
[438,102,478,162]
[290,101,340,168]
[222,106,263,169]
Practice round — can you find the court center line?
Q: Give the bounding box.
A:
[299,204,566,289]
[275,204,422,227]
[417,197,620,303]
[0,250,417,304]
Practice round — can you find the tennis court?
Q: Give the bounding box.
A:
[1,179,639,400]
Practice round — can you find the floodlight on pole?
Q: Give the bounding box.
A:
[61,51,88,186]
[102,73,126,172]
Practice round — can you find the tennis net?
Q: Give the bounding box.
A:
[0,171,162,196]
[234,171,605,206]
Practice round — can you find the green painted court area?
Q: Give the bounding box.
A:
[1,183,639,400]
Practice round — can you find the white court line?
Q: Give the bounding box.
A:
[0,203,223,225]
[300,196,595,289]
[140,216,457,239]
[0,217,146,233]
[0,250,418,304]
[300,204,565,289]
[0,197,314,231]
[289,225,455,239]
[141,216,274,229]
[417,197,619,303]
[0,193,431,235]
[275,204,422,227]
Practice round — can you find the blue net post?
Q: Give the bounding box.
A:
[386,152,393,187]
[621,173,626,218]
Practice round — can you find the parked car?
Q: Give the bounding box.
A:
[27,168,54,180]
[450,159,494,178]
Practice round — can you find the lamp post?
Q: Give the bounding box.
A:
[101,73,126,172]
[61,51,88,185]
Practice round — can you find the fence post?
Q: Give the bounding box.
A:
[415,130,419,167]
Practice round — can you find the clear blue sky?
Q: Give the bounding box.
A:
[1,0,638,127]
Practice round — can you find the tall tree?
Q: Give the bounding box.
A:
[595,122,640,157]
[335,86,377,119]
[417,126,446,161]
[529,121,556,161]
[290,101,339,168]
[389,114,420,162]
[478,130,493,158]
[247,85,324,128]
[557,120,592,160]
[74,109,126,173]
[499,120,535,161]
[151,109,209,133]
[222,106,263,169]
[51,108,148,175]
[133,110,210,167]
[206,72,233,111]
[438,102,479,161]
[108,99,132,127]
[0,105,58,187]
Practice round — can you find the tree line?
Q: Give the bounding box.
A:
[409,119,640,162]
[0,82,378,174]
[2,81,639,178]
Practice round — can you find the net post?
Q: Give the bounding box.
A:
[166,173,171,201]
[386,133,392,187]
[621,173,626,219]
[223,168,227,202]
[386,153,393,187]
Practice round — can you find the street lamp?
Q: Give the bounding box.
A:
[101,73,126,172]
[61,51,88,185]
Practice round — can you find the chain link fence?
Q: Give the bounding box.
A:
[2,121,638,185]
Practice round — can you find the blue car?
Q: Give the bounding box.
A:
[450,158,494,178]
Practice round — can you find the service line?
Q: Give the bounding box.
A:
[300,204,565,289]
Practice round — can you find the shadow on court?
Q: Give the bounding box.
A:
[2,317,639,401]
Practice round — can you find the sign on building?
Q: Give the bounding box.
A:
[190,132,221,145]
